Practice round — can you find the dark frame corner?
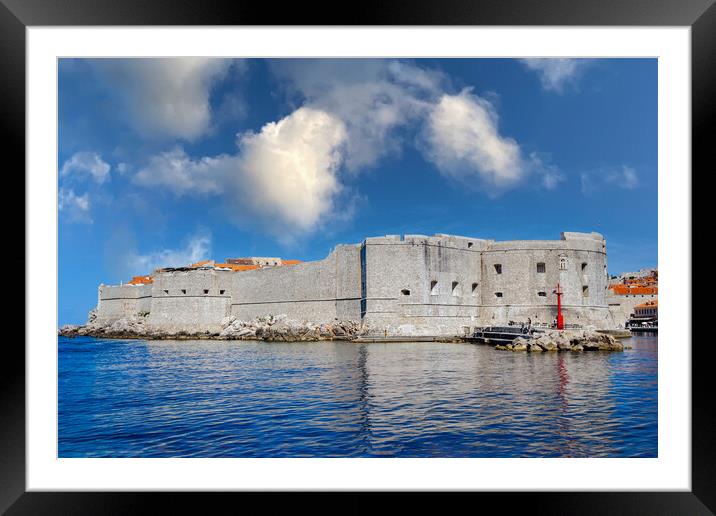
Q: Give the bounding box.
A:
[5,0,714,513]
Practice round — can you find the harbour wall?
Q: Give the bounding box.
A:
[93,231,619,335]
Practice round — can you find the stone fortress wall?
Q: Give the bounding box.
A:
[146,269,234,332]
[361,231,614,335]
[93,231,619,335]
[96,284,153,322]
[230,244,362,323]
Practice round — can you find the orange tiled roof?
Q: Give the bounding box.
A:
[282,260,303,265]
[635,300,658,309]
[127,275,153,285]
[609,284,658,295]
[214,263,260,272]
[190,260,213,268]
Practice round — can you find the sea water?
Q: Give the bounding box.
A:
[58,335,657,457]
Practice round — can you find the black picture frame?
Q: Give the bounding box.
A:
[3,0,712,512]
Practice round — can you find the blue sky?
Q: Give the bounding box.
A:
[58,58,657,324]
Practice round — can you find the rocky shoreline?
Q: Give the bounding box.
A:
[58,313,365,341]
[494,329,626,352]
[59,314,627,351]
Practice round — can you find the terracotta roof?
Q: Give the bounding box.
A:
[127,275,153,285]
[214,263,260,272]
[635,300,658,309]
[282,260,303,265]
[190,260,213,268]
[609,285,658,295]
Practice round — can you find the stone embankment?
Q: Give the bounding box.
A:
[58,313,364,341]
[494,329,626,352]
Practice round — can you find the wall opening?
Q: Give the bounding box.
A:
[203,289,209,295]
[401,289,411,296]
[163,289,169,295]
[582,285,589,297]
[582,262,588,271]
[467,242,473,248]
[494,264,502,274]
[559,256,568,270]
[495,292,503,298]
[451,281,460,296]
[220,290,225,295]
[181,289,186,295]
[536,262,546,273]
[471,283,478,295]
[538,291,547,297]
[430,280,438,295]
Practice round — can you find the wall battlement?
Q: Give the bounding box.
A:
[94,232,618,335]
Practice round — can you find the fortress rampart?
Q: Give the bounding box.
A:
[94,231,619,335]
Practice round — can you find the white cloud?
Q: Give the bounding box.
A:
[606,165,639,189]
[520,59,588,93]
[127,231,212,274]
[273,61,563,196]
[421,89,526,190]
[133,147,227,196]
[133,107,348,240]
[271,59,445,171]
[58,187,92,223]
[129,60,567,239]
[530,153,566,190]
[581,165,640,194]
[93,58,233,141]
[232,107,347,236]
[60,151,111,184]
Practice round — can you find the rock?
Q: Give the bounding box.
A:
[609,340,624,351]
[512,341,528,351]
[571,344,584,351]
[555,335,572,351]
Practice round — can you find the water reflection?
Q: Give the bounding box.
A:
[58,336,658,458]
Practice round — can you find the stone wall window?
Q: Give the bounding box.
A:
[494,264,502,274]
[468,242,473,248]
[582,285,589,297]
[430,280,438,295]
[471,283,478,295]
[203,289,209,295]
[559,256,568,270]
[538,291,547,297]
[181,289,187,295]
[536,262,546,273]
[401,289,411,296]
[495,292,503,298]
[163,289,169,295]
[582,262,588,271]
[220,289,226,295]
[452,282,460,296]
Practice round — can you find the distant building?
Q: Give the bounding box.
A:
[606,268,658,326]
[634,300,658,318]
[225,257,284,267]
[628,299,658,327]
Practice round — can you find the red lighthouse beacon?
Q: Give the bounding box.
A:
[554,283,565,330]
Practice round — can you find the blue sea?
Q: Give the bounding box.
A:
[58,335,658,457]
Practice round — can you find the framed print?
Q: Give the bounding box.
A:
[4,0,714,512]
